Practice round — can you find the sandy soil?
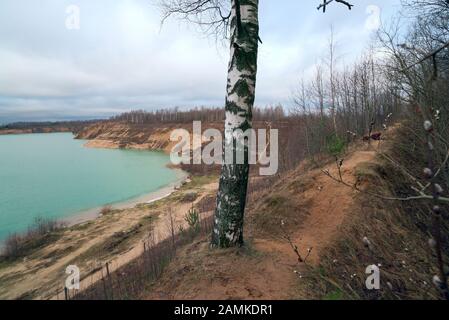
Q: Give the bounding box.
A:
[0,176,218,300]
[145,147,377,300]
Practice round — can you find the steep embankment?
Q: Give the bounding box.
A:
[144,146,377,299]
[76,120,277,176]
[144,125,447,300]
[75,121,224,152]
[75,120,294,153]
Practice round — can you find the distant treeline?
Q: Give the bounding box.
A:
[110,106,286,124]
[0,120,102,134]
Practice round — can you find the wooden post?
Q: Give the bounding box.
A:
[108,263,115,300]
[102,277,108,300]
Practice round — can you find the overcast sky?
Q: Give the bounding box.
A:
[0,0,402,123]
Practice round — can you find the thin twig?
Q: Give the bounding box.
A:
[280,220,304,263]
[321,168,449,203]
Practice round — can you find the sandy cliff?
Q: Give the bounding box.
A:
[76,121,224,153]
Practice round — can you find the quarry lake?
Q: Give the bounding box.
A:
[0,132,181,241]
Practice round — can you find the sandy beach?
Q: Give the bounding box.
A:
[62,168,189,228]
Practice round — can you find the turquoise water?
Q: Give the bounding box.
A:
[0,133,179,240]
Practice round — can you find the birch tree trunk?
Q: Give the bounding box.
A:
[211,0,259,248]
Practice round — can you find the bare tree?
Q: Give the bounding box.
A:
[313,65,326,120]
[327,26,338,136]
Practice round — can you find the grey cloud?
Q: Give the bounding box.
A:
[0,0,401,122]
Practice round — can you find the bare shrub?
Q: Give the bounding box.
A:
[1,217,65,260]
[69,213,214,300]
[180,191,198,203]
[100,205,113,216]
[2,234,21,259]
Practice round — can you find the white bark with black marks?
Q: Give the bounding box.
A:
[211,0,259,248]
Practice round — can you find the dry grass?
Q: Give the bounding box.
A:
[0,218,65,261]
[69,214,214,300]
[297,123,449,300]
[144,238,273,300]
[250,192,310,238]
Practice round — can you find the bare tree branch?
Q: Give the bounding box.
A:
[400,40,449,72]
[317,0,354,13]
[321,166,449,203]
[158,0,231,39]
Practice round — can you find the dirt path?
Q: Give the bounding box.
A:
[146,149,376,300]
[282,151,375,261]
[251,150,376,297]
